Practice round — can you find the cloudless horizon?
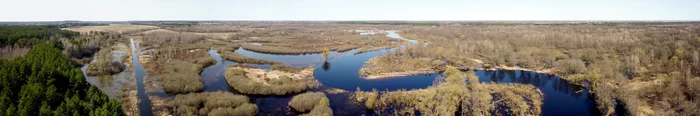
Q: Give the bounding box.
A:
[2,0,699,21]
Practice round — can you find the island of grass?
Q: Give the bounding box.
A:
[224,65,317,95]
[288,92,333,116]
[168,91,257,116]
[359,51,445,79]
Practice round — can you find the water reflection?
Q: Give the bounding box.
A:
[476,69,598,116]
[322,61,330,71]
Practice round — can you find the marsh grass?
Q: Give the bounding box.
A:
[142,47,215,93]
[169,91,257,116]
[288,92,332,115]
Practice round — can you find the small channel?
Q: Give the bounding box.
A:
[131,38,153,116]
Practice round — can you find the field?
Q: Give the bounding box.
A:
[62,24,159,34]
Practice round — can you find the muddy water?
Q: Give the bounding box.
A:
[131,38,153,116]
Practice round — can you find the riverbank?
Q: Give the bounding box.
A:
[359,55,443,80]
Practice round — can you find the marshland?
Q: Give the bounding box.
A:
[1,21,699,116]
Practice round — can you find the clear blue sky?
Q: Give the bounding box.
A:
[1,0,698,21]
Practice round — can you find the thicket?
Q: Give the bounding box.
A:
[354,66,543,115]
[359,43,446,77]
[142,47,215,93]
[224,66,316,95]
[169,91,257,116]
[217,49,280,65]
[0,42,122,115]
[288,92,333,116]
[85,48,125,76]
[399,24,700,115]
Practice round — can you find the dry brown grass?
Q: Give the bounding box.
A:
[224,66,317,95]
[62,24,159,34]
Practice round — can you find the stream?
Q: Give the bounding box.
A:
[131,38,153,116]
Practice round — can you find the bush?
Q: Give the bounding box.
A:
[169,91,256,116]
[207,104,258,116]
[289,92,333,116]
[555,59,587,76]
[219,50,279,64]
[288,92,327,112]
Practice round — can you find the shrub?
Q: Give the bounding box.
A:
[288,92,327,112]
[218,50,279,64]
[289,92,333,116]
[555,59,587,76]
[169,91,257,116]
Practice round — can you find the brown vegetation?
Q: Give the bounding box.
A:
[397,24,700,115]
[168,91,257,116]
[217,48,280,64]
[141,47,215,93]
[0,45,30,59]
[359,44,445,79]
[288,92,333,116]
[354,66,543,115]
[224,66,317,95]
[86,47,125,76]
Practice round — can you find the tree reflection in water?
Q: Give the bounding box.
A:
[322,61,330,72]
[476,69,597,116]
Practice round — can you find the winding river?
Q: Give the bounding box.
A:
[85,32,597,115]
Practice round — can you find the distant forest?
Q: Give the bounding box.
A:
[0,25,79,46]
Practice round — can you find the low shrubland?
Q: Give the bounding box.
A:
[397,24,700,115]
[288,92,333,116]
[217,48,280,64]
[354,66,543,115]
[86,47,125,76]
[169,91,257,116]
[224,66,317,95]
[141,47,215,93]
[358,44,446,79]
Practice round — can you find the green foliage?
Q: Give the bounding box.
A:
[0,43,122,115]
[0,25,79,46]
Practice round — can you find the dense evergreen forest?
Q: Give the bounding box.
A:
[0,25,79,46]
[0,25,122,115]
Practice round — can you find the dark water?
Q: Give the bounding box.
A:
[476,70,599,116]
[130,39,153,116]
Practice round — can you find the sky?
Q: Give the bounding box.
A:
[1,0,699,21]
